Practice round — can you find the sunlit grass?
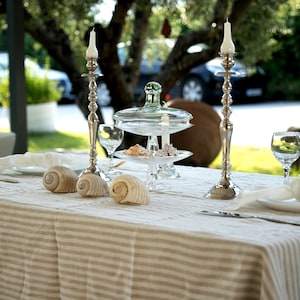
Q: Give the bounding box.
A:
[210,146,299,176]
[28,131,106,157]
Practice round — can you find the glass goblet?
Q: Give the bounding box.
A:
[99,124,124,177]
[271,131,300,183]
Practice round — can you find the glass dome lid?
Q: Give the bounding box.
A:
[114,81,193,136]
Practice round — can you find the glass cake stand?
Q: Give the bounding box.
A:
[113,81,193,190]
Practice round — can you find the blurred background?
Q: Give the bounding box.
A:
[2,0,300,109]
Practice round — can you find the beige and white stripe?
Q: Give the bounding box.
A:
[1,165,300,299]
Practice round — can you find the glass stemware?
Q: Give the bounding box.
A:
[158,163,180,179]
[271,131,300,183]
[98,124,124,177]
[146,135,159,190]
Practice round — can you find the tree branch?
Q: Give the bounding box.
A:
[230,0,255,29]
[95,0,136,110]
[124,0,152,93]
[23,6,99,120]
[154,0,255,98]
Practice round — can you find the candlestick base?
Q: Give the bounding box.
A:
[80,167,111,182]
[205,178,240,200]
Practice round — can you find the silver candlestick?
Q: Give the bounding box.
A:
[80,57,108,181]
[205,53,240,200]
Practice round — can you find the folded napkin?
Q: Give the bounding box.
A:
[109,174,150,205]
[228,177,300,209]
[0,152,74,174]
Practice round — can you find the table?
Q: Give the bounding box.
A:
[1,159,300,300]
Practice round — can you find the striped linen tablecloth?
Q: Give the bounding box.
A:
[1,160,300,300]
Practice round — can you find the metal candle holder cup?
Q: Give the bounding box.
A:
[205,53,240,200]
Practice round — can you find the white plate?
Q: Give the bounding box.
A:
[257,197,300,213]
[14,166,47,176]
[14,165,85,176]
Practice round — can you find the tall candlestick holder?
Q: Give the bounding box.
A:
[205,53,240,200]
[77,56,110,194]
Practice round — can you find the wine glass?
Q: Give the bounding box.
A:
[98,124,124,177]
[271,131,300,183]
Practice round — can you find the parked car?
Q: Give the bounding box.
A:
[172,57,266,104]
[96,43,266,106]
[0,52,75,102]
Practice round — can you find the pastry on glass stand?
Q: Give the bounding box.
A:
[124,144,150,156]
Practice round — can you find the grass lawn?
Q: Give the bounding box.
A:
[209,146,284,176]
[28,131,106,157]
[28,130,299,177]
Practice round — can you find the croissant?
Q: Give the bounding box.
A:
[42,165,78,193]
[76,173,109,197]
[109,174,150,205]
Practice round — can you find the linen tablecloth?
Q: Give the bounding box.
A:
[1,159,300,300]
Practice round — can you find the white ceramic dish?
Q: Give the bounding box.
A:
[14,165,85,176]
[257,197,300,213]
[14,166,47,176]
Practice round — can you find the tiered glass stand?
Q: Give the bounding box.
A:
[114,81,193,190]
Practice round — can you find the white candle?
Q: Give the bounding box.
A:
[161,113,170,148]
[86,28,98,58]
[220,20,235,54]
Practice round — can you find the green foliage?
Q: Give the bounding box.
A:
[124,0,291,66]
[234,0,289,65]
[2,0,299,104]
[0,67,62,107]
[261,3,300,100]
[26,68,62,104]
[23,0,97,71]
[25,34,53,68]
[0,76,9,107]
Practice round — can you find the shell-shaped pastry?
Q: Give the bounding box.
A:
[77,173,109,197]
[109,174,150,205]
[43,165,78,193]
